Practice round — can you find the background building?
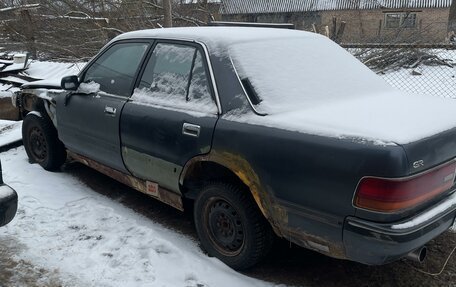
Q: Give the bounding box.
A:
[220,0,453,43]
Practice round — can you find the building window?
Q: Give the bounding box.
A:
[385,13,417,28]
[402,13,417,28]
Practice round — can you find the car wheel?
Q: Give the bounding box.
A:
[22,113,66,171]
[194,181,273,270]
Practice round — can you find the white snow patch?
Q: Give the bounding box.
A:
[224,91,456,145]
[78,81,100,94]
[0,83,18,97]
[221,36,456,144]
[115,27,320,57]
[221,0,452,14]
[0,184,15,198]
[0,147,274,287]
[0,90,13,98]
[0,61,85,88]
[391,192,456,230]
[24,61,85,81]
[25,79,63,89]
[381,64,456,99]
[131,87,218,116]
[0,76,29,85]
[0,120,21,147]
[27,111,42,118]
[229,36,391,115]
[2,63,27,73]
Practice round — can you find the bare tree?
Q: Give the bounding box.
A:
[0,0,220,60]
[163,0,172,27]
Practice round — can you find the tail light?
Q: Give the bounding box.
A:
[354,161,456,212]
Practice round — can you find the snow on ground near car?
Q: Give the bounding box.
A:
[379,49,456,99]
[0,146,275,287]
[0,120,21,147]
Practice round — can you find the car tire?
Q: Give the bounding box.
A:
[194,181,273,270]
[22,113,66,171]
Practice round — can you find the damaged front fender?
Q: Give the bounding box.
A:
[16,88,67,128]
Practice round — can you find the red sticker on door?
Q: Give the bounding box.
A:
[146,181,159,197]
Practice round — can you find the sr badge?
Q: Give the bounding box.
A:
[413,160,424,169]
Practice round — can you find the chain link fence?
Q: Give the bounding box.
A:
[344,44,456,98]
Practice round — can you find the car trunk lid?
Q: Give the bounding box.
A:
[400,126,456,175]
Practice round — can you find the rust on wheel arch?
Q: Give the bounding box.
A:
[180,150,287,237]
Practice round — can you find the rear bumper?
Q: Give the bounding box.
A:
[0,184,18,227]
[344,192,456,265]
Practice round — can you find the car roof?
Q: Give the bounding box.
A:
[113,26,321,50]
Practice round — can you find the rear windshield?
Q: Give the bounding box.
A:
[229,36,391,114]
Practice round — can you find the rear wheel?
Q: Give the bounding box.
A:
[22,113,66,171]
[194,182,273,270]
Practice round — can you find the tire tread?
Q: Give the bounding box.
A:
[194,181,273,270]
[22,113,66,171]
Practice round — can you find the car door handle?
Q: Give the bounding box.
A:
[182,123,200,138]
[104,106,117,116]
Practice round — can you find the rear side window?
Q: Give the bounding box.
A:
[188,52,211,102]
[139,44,194,98]
[134,43,217,114]
[82,42,149,97]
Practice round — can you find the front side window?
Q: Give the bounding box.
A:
[82,42,149,97]
[134,43,217,114]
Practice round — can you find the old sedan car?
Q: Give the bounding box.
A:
[14,27,456,269]
[0,159,17,227]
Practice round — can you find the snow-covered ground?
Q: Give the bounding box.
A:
[375,49,456,99]
[381,64,456,99]
[0,120,21,147]
[0,146,276,287]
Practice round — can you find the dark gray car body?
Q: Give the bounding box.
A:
[18,27,456,265]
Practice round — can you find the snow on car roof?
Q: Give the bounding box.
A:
[116,27,456,145]
[114,26,320,48]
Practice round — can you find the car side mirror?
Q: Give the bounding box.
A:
[61,75,79,91]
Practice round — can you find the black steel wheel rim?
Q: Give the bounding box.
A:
[29,127,47,162]
[206,197,245,256]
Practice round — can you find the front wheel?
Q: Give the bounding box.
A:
[194,182,273,270]
[22,113,66,171]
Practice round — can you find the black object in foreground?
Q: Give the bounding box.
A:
[0,159,17,227]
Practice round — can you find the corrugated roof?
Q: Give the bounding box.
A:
[220,0,453,14]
